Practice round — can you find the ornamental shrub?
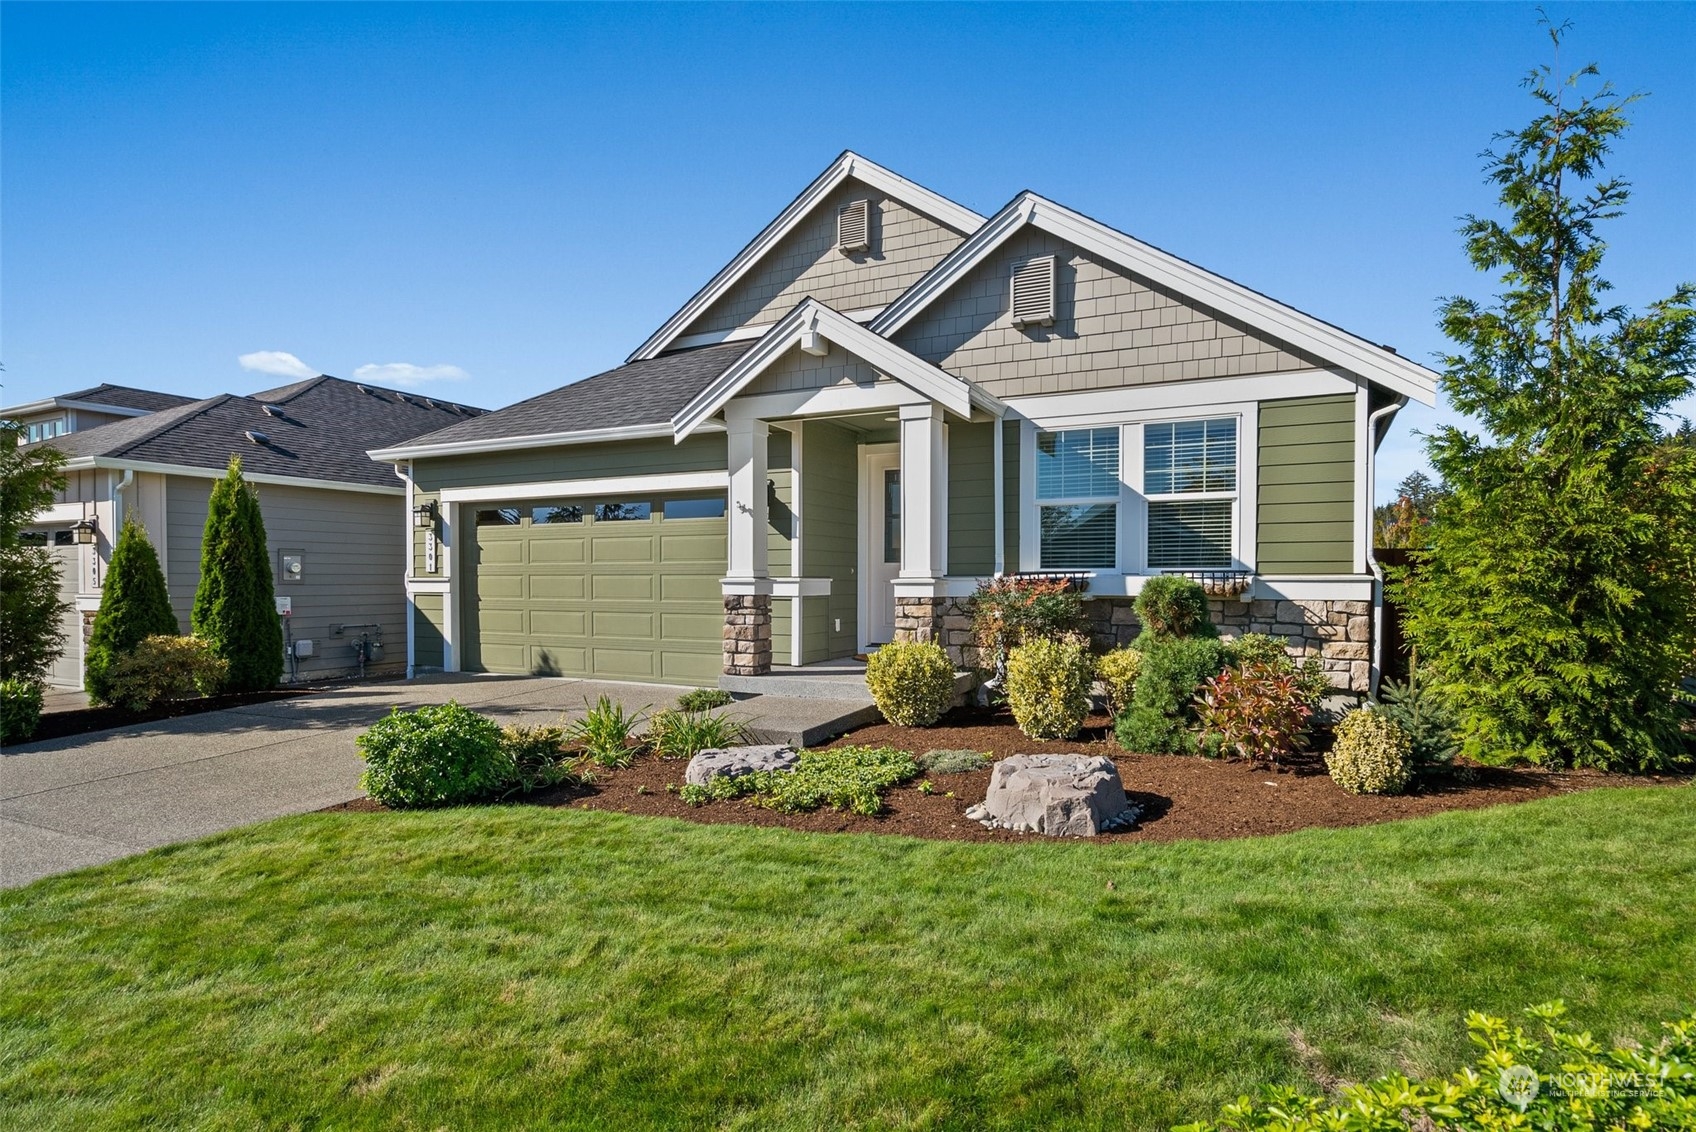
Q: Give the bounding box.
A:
[1326,707,1414,795]
[567,695,647,768]
[103,635,228,711]
[192,457,283,694]
[968,575,1086,693]
[865,641,956,727]
[1114,635,1227,754]
[85,518,179,704]
[356,701,511,808]
[1095,647,1141,717]
[680,745,918,816]
[496,724,587,797]
[1133,575,1216,641]
[916,748,990,774]
[1178,1001,1696,1132]
[0,420,69,686]
[647,708,746,760]
[1195,661,1312,767]
[1006,636,1094,740]
[1223,632,1332,717]
[1,678,44,745]
[1377,659,1461,776]
[676,687,733,712]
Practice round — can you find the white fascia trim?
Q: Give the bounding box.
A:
[33,502,88,524]
[368,420,725,463]
[630,152,986,363]
[771,577,832,597]
[438,469,728,504]
[3,397,158,419]
[666,305,884,353]
[1003,368,1359,428]
[61,457,404,496]
[873,192,1440,407]
[672,300,997,440]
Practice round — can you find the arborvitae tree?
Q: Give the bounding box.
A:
[191,457,283,692]
[0,422,70,684]
[85,518,180,703]
[1401,27,1696,770]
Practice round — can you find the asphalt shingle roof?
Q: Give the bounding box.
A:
[37,377,485,489]
[59,384,200,413]
[391,342,751,449]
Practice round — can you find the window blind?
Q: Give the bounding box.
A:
[1037,428,1119,499]
[1145,418,1236,495]
[1040,503,1117,569]
[1147,499,1233,569]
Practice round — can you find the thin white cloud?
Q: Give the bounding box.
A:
[352,362,470,387]
[238,350,318,379]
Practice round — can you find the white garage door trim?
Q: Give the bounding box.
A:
[441,471,727,505]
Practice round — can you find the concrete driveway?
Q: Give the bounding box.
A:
[1,674,869,890]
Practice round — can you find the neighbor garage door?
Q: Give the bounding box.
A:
[464,493,726,684]
[22,529,83,689]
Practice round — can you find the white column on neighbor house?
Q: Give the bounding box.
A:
[898,402,947,581]
[725,413,770,586]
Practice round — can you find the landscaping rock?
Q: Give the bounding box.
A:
[964,754,1139,836]
[684,744,798,787]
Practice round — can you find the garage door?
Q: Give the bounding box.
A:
[465,493,726,684]
[22,529,83,689]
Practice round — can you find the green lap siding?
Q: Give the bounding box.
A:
[799,421,858,662]
[412,595,445,670]
[1256,395,1357,573]
[947,421,996,576]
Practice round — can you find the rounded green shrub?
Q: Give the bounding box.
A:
[865,641,956,727]
[1326,707,1414,795]
[356,701,512,808]
[1223,632,1289,671]
[1,678,44,745]
[104,635,228,711]
[1095,647,1142,716]
[1006,636,1094,740]
[1133,575,1216,640]
[1114,635,1227,754]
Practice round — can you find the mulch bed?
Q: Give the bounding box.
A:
[324,707,1686,844]
[20,689,311,744]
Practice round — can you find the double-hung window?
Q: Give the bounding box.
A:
[1035,427,1119,569]
[1143,418,1237,569]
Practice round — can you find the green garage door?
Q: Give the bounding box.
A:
[465,494,726,684]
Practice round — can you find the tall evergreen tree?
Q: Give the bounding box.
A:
[191,457,283,692]
[85,518,181,702]
[1401,27,1696,770]
[0,421,70,685]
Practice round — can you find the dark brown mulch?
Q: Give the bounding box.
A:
[322,707,1687,844]
[19,689,311,744]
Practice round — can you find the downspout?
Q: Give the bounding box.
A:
[112,467,135,522]
[992,417,1006,576]
[398,461,415,680]
[1364,395,1408,700]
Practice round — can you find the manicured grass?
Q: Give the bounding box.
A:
[3,788,1692,1130]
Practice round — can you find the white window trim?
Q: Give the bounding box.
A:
[1019,402,1259,578]
[1030,426,1119,571]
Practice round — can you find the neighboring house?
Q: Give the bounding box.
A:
[3,383,199,443]
[372,152,1439,694]
[24,377,484,689]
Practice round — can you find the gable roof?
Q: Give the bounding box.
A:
[3,383,199,419]
[37,377,484,490]
[627,151,985,364]
[870,192,1440,406]
[368,342,752,461]
[671,300,1004,440]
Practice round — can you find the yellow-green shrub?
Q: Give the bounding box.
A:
[104,635,229,712]
[865,641,955,727]
[1095,647,1141,716]
[1326,707,1413,795]
[1007,637,1094,740]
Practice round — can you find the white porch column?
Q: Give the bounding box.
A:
[898,403,947,581]
[725,413,770,586]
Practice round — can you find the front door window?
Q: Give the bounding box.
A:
[883,469,901,565]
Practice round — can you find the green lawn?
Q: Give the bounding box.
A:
[3,788,1692,1131]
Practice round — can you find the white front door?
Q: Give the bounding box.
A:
[862,445,901,648]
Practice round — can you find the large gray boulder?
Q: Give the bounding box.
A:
[965,754,1138,837]
[684,744,798,787]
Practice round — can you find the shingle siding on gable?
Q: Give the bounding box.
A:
[893,228,1320,400]
[742,344,889,397]
[677,179,966,342]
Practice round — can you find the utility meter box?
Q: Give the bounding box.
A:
[293,639,314,658]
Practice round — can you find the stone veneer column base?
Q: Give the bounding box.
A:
[893,596,981,671]
[723,594,772,676]
[1085,596,1375,694]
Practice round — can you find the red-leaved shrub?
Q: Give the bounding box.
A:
[1195,661,1311,767]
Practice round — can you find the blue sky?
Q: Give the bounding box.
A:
[4,2,1692,495]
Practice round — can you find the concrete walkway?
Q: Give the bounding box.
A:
[1,674,873,889]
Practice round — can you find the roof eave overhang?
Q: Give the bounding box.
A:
[62,456,405,496]
[671,299,1004,441]
[3,397,157,419]
[366,420,728,464]
[628,151,986,364]
[872,193,1441,408]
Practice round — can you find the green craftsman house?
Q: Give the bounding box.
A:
[371,153,1438,695]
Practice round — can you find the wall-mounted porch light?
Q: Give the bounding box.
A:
[71,517,98,545]
[413,500,437,529]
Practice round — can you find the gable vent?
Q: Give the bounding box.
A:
[1010,255,1057,328]
[837,199,871,254]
